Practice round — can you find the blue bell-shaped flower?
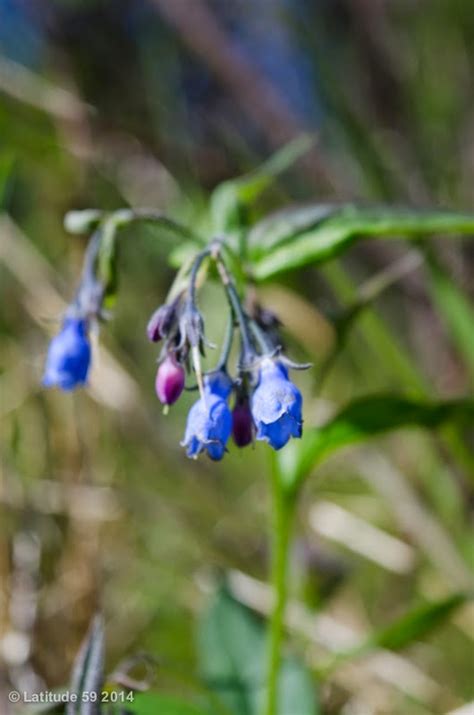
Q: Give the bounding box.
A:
[182,371,233,461]
[251,358,302,450]
[43,317,91,390]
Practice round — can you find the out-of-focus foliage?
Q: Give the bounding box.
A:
[198,587,318,715]
[0,1,473,714]
[278,394,474,491]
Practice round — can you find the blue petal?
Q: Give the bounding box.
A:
[252,363,301,420]
[204,370,233,399]
[43,318,91,390]
[206,441,227,461]
[252,377,301,423]
[185,436,201,459]
[251,359,303,450]
[182,387,232,461]
[256,412,302,450]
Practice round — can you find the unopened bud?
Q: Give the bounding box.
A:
[155,354,185,405]
[147,304,175,342]
[232,399,253,447]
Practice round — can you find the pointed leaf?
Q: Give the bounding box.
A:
[327,593,471,671]
[278,395,474,492]
[368,592,470,651]
[247,204,474,280]
[211,135,315,232]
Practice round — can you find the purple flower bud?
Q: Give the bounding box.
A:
[147,304,175,342]
[232,399,254,447]
[155,354,185,405]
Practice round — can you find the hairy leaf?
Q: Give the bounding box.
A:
[278,395,474,491]
[248,204,474,279]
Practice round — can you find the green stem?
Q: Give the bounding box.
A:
[214,253,255,362]
[216,314,235,372]
[188,248,212,306]
[112,208,204,244]
[65,207,204,245]
[265,458,294,715]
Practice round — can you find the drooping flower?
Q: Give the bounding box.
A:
[251,358,302,450]
[182,371,233,461]
[43,317,91,390]
[232,396,254,447]
[155,354,185,405]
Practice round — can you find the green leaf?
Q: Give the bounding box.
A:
[367,593,470,651]
[197,586,264,715]
[210,135,315,233]
[425,251,474,385]
[97,220,120,311]
[248,204,474,280]
[274,657,318,715]
[326,593,471,671]
[278,395,474,492]
[0,150,15,208]
[126,693,214,715]
[198,586,318,715]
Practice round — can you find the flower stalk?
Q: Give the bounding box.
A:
[214,252,254,365]
[265,454,295,715]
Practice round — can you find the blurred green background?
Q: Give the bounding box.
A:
[0,1,473,714]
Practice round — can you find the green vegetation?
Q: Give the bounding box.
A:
[1,2,473,714]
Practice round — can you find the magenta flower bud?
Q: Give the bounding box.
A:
[147,304,175,342]
[232,399,254,447]
[155,355,185,405]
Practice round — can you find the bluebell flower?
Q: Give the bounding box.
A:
[251,358,302,450]
[182,371,233,461]
[43,317,91,390]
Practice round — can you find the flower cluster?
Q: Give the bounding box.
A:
[146,247,306,461]
[43,232,307,461]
